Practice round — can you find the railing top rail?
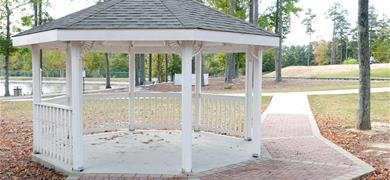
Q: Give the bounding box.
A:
[35,102,72,110]
[200,93,245,100]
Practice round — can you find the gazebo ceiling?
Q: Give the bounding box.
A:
[12,0,279,50]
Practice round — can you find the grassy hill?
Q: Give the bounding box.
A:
[264,64,390,78]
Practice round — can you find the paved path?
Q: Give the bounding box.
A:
[71,93,374,180]
[198,93,374,180]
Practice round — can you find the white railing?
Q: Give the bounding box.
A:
[134,92,182,129]
[83,93,129,133]
[200,94,245,137]
[83,92,182,133]
[34,102,73,166]
[83,92,245,137]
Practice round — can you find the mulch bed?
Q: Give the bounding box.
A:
[0,102,64,179]
[314,113,390,179]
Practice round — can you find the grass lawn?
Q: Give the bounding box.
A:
[263,81,390,93]
[316,68,390,78]
[309,92,390,128]
[264,64,390,79]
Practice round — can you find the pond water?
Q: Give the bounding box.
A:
[0,82,124,96]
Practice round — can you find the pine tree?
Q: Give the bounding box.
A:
[357,0,371,130]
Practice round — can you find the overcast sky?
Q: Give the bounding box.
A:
[16,0,390,46]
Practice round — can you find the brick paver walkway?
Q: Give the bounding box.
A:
[70,93,374,180]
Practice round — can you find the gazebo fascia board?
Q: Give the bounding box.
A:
[12,29,279,49]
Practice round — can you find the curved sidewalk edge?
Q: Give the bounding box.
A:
[261,93,375,179]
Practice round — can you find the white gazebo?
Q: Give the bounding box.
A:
[13,0,279,175]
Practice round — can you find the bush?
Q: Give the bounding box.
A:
[343,58,358,64]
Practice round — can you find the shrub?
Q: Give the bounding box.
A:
[343,58,358,64]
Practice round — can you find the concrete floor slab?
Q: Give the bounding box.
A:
[83,130,254,174]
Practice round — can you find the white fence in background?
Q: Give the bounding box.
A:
[34,102,73,166]
[174,74,209,86]
[200,94,245,136]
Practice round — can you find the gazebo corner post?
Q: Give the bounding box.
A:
[252,47,263,158]
[128,47,136,131]
[66,43,72,106]
[70,42,84,172]
[244,46,254,141]
[181,42,194,174]
[32,44,42,154]
[194,52,202,132]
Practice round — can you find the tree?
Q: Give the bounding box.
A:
[207,0,247,84]
[369,8,390,63]
[259,0,301,81]
[149,54,152,82]
[275,0,283,82]
[0,0,19,96]
[313,40,330,65]
[104,53,111,89]
[253,0,258,26]
[326,3,351,64]
[140,54,145,85]
[357,0,371,130]
[224,0,236,84]
[302,8,316,66]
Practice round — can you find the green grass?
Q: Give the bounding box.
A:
[263,81,390,93]
[309,92,390,128]
[316,68,390,78]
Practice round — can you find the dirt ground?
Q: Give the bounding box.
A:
[0,102,64,179]
[314,114,390,179]
[146,76,388,93]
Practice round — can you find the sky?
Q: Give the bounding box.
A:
[12,0,390,46]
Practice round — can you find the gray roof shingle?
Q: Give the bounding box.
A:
[15,0,277,37]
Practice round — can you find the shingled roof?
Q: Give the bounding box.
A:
[15,0,277,37]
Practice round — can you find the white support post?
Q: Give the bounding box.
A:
[194,53,202,132]
[70,42,84,171]
[32,45,41,154]
[66,44,72,106]
[129,49,136,131]
[244,47,253,141]
[252,47,263,158]
[181,42,193,174]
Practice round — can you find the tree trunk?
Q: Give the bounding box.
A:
[38,0,42,25]
[331,22,336,64]
[275,0,283,82]
[192,57,195,74]
[165,54,169,82]
[249,0,253,24]
[149,54,152,82]
[225,0,236,85]
[157,54,161,83]
[235,54,239,78]
[135,55,140,86]
[140,54,145,85]
[105,53,111,89]
[3,0,11,96]
[308,34,312,66]
[357,0,371,130]
[33,0,38,26]
[253,0,258,26]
